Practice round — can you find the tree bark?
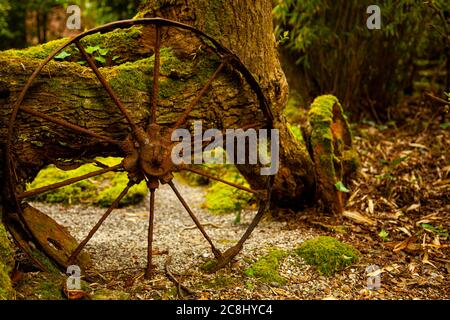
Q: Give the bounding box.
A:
[0,0,356,212]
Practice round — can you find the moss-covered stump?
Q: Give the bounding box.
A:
[0,223,15,299]
[244,249,288,285]
[295,236,360,276]
[307,95,359,214]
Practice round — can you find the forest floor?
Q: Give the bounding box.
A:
[13,98,449,300]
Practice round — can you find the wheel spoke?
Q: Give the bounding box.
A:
[16,164,123,200]
[171,61,226,131]
[183,167,257,194]
[212,177,273,271]
[75,41,142,138]
[145,188,156,279]
[149,26,161,126]
[213,201,268,271]
[67,181,134,264]
[168,180,222,258]
[21,106,121,145]
[189,122,264,153]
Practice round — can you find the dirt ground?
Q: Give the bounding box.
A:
[13,97,450,300]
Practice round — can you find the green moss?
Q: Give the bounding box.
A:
[284,90,305,124]
[244,249,288,285]
[176,170,209,187]
[308,94,353,146]
[203,166,253,214]
[308,95,337,124]
[27,157,147,207]
[309,95,341,153]
[3,27,143,63]
[342,149,360,175]
[295,236,360,276]
[159,47,186,75]
[135,0,183,16]
[203,0,224,36]
[0,262,13,300]
[108,47,191,100]
[95,171,147,207]
[287,123,304,143]
[29,249,61,275]
[37,279,65,300]
[0,224,14,272]
[92,288,130,300]
[81,27,142,62]
[108,57,152,95]
[0,223,14,300]
[13,269,65,300]
[4,38,69,60]
[200,259,218,272]
[202,274,239,290]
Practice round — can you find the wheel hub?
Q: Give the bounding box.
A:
[123,123,176,186]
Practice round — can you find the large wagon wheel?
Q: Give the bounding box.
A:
[5,18,274,278]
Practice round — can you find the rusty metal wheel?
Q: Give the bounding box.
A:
[5,18,274,278]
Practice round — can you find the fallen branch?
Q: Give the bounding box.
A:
[424,92,450,105]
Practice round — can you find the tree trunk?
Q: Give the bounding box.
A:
[0,0,356,213]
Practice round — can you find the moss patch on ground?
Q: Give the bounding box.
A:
[200,259,218,272]
[200,274,240,290]
[14,272,65,300]
[295,236,360,276]
[92,288,130,300]
[244,249,288,285]
[27,157,147,207]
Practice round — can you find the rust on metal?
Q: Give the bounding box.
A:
[168,180,223,259]
[67,181,134,264]
[145,188,156,279]
[5,17,274,278]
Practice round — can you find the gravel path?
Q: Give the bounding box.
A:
[31,179,313,275]
[28,179,449,300]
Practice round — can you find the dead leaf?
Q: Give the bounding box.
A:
[422,251,437,268]
[408,143,429,150]
[347,188,360,203]
[397,227,412,237]
[416,213,441,225]
[433,235,441,246]
[343,210,376,226]
[406,203,420,212]
[368,199,374,214]
[387,236,421,253]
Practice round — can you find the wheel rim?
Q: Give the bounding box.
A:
[5,18,275,278]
